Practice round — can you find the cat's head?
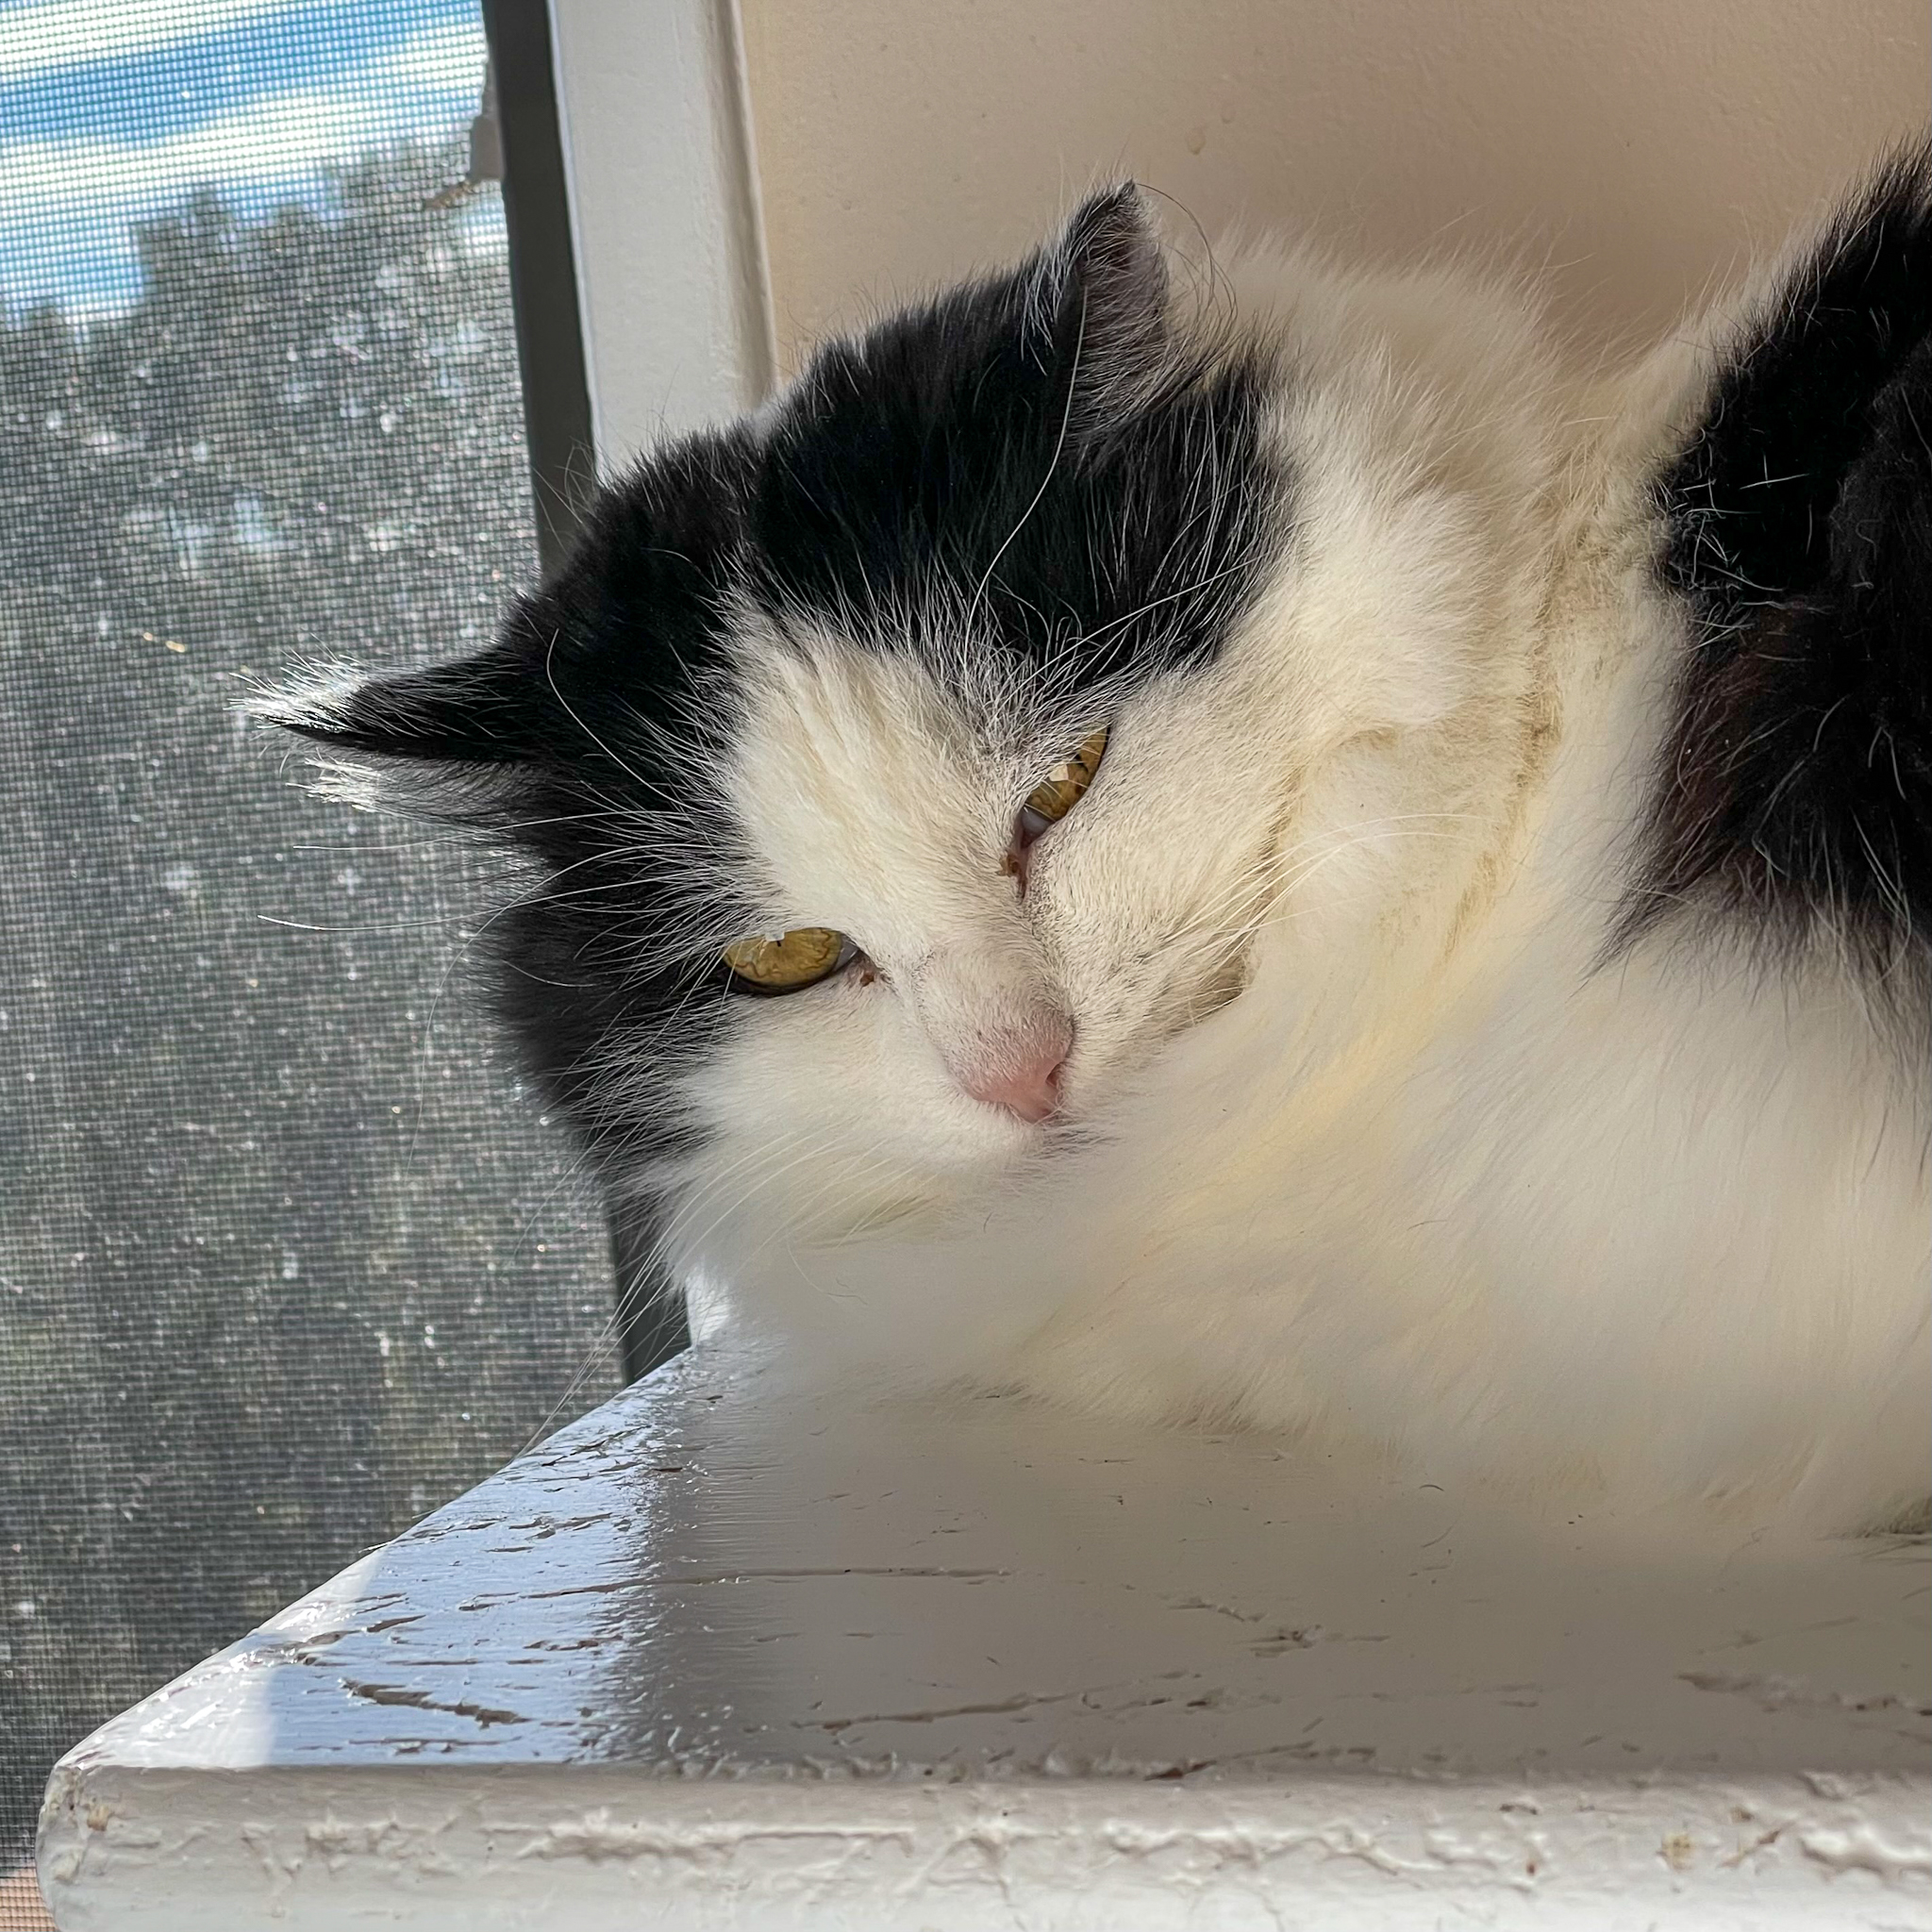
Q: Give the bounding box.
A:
[259,184,1550,1283]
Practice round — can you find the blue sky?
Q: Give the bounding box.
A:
[0,0,489,318]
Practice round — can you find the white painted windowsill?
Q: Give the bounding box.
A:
[39,1346,1932,1929]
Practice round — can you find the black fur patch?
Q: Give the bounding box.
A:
[1633,144,1932,1000]
[262,186,1282,1199]
[749,184,1277,686]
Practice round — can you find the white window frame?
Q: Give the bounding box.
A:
[547,0,775,465]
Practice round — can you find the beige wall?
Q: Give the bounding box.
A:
[741,0,1927,375]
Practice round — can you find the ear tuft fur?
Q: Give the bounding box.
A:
[249,648,541,765]
[1029,183,1173,412]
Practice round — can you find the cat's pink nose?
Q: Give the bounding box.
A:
[959,1018,1073,1123]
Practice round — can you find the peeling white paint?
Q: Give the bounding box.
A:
[39,1347,1932,1928]
[1797,1822,1932,1881]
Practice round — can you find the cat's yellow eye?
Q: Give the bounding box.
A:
[1023,728,1108,826]
[722,926,851,991]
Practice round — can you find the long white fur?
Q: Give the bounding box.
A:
[649,232,1929,1535]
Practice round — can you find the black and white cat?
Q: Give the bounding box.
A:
[263,149,1931,1533]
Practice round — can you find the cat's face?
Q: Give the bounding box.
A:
[267,188,1315,1227]
[704,615,1287,1180]
[265,184,1534,1268]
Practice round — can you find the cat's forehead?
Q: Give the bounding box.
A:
[583,243,1281,728]
[751,302,1275,678]
[722,633,1024,925]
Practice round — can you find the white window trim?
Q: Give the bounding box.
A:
[40,1342,1932,1929]
[547,0,775,467]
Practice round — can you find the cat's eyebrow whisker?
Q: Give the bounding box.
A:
[967,287,1089,628]
[1108,446,1245,622]
[542,626,657,792]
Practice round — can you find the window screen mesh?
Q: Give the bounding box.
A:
[0,6,623,1912]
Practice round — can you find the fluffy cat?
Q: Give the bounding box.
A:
[261,148,1932,1534]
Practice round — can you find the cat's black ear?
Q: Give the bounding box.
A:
[1027,183,1172,404]
[253,642,542,766]
[1636,142,1932,976]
